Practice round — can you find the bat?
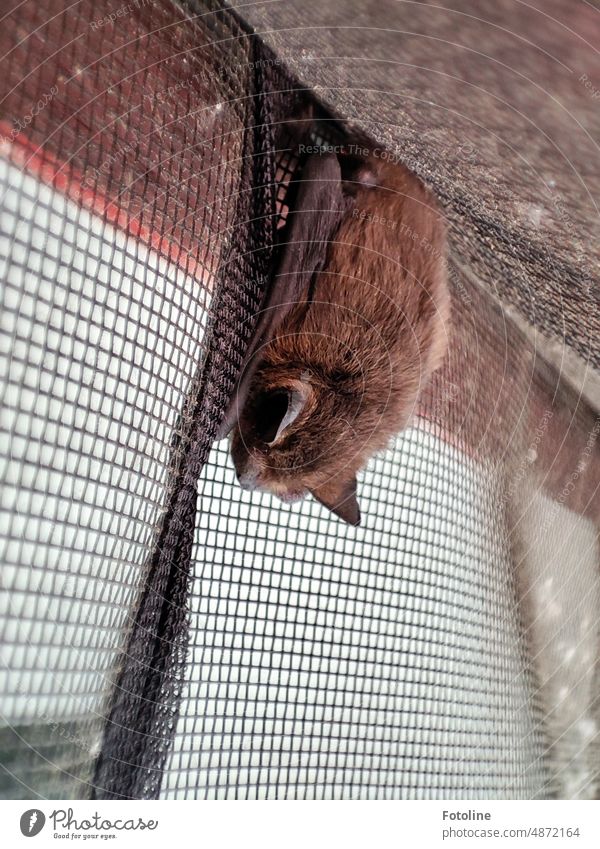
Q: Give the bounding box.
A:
[218,146,450,525]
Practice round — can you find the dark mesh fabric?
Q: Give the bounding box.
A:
[90,23,282,803]
[1,0,600,801]
[0,0,285,798]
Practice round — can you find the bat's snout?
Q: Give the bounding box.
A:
[234,453,308,505]
[236,464,261,492]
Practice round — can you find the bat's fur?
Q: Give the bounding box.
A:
[230,152,450,524]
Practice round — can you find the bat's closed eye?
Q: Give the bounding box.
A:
[254,388,307,446]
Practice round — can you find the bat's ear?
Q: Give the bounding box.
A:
[255,379,315,446]
[310,475,361,526]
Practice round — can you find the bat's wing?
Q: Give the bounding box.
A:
[217,153,347,439]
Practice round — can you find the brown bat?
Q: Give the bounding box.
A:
[218,150,450,525]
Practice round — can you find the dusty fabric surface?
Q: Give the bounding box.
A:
[227,0,600,373]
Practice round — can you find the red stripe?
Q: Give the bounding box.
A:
[0,122,200,278]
